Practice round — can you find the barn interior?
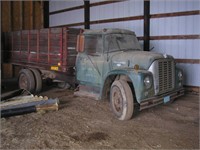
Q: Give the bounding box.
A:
[1,0,199,149]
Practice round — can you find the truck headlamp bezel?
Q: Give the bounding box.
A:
[144,76,152,89]
[178,71,183,81]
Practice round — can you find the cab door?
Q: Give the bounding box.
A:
[76,34,104,86]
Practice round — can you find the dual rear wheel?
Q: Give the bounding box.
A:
[18,69,42,93]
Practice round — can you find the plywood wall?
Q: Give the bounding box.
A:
[1,1,44,32]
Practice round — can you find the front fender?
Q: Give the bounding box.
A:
[101,68,154,103]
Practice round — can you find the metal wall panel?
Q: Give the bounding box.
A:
[90,0,143,21]
[150,0,200,14]
[50,9,84,27]
[150,15,200,36]
[90,20,144,36]
[49,0,199,86]
[150,40,200,59]
[177,64,200,86]
[49,0,83,12]
[150,0,200,86]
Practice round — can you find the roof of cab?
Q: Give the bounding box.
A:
[83,28,136,35]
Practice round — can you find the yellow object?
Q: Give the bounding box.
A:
[58,62,61,66]
[51,66,58,71]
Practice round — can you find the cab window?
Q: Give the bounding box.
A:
[84,35,102,54]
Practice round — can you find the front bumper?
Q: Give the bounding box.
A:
[140,88,184,111]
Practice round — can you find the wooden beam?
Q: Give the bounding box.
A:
[52,15,144,28]
[137,35,200,40]
[49,0,127,15]
[91,15,144,24]
[144,0,150,51]
[150,35,200,40]
[90,0,127,7]
[30,1,33,29]
[32,1,35,29]
[43,1,49,28]
[20,1,24,30]
[49,5,84,15]
[175,59,200,64]
[10,1,13,31]
[84,0,90,29]
[184,85,199,94]
[151,10,200,19]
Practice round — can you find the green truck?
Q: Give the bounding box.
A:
[4,28,184,120]
[75,28,184,120]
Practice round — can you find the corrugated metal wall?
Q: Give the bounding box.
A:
[150,0,200,87]
[49,0,84,27]
[49,0,200,87]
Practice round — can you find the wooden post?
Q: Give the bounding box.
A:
[144,0,150,51]
[20,1,24,30]
[43,1,49,28]
[30,1,33,29]
[84,0,90,29]
[10,1,13,31]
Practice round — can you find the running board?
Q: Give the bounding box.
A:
[74,85,101,100]
[74,90,101,100]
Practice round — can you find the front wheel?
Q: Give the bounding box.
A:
[110,80,134,120]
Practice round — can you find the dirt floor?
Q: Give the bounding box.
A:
[1,81,199,149]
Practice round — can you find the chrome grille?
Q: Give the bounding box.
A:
[158,60,174,93]
[149,59,175,95]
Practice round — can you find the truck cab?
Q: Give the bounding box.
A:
[75,28,184,120]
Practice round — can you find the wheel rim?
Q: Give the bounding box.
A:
[19,73,28,90]
[111,86,123,116]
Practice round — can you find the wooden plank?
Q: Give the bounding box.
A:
[151,10,200,19]
[53,15,144,28]
[175,59,200,64]
[49,0,127,15]
[137,35,200,40]
[10,1,13,31]
[24,1,31,30]
[1,1,11,32]
[90,0,127,7]
[91,15,144,24]
[30,1,33,29]
[2,63,13,79]
[49,5,84,15]
[150,35,200,40]
[20,1,24,30]
[12,1,21,31]
[184,85,200,94]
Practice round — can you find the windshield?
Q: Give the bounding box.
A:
[105,34,141,52]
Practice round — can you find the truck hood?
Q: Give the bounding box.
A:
[111,51,173,70]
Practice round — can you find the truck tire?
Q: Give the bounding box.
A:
[30,69,42,93]
[18,69,35,93]
[110,80,134,120]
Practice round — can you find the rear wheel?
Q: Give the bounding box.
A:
[110,80,134,120]
[30,69,42,93]
[18,69,35,93]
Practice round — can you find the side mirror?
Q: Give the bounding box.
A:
[76,34,84,52]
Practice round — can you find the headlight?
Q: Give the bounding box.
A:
[178,71,183,81]
[144,76,152,89]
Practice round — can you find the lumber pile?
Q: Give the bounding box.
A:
[1,94,59,118]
